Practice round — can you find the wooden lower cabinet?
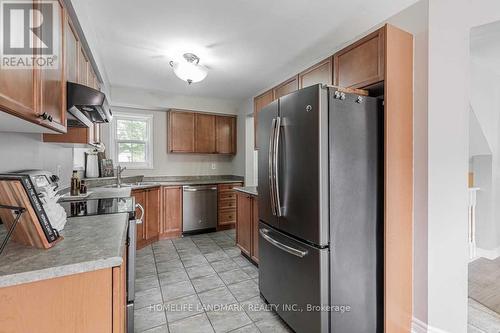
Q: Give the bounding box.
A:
[133,187,161,250]
[0,258,127,332]
[217,183,243,230]
[236,192,259,263]
[160,186,183,239]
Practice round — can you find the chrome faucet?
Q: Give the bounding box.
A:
[116,165,126,188]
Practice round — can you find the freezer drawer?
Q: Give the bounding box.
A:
[259,222,329,333]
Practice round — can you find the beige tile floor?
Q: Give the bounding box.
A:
[134,229,293,333]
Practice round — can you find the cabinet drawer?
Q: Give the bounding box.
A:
[219,192,236,200]
[219,209,236,224]
[218,199,236,210]
[218,183,242,191]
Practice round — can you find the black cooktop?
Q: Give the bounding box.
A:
[60,197,135,218]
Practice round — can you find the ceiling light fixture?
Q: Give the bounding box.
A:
[169,53,208,85]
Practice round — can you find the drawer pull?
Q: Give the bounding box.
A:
[260,228,307,258]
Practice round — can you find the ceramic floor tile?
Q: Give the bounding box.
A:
[227,280,259,302]
[198,286,238,307]
[156,259,184,273]
[168,313,215,333]
[136,274,160,293]
[140,325,170,333]
[240,296,277,323]
[135,287,164,310]
[134,306,167,332]
[241,265,258,279]
[181,254,209,268]
[204,250,230,263]
[164,294,204,323]
[232,256,253,268]
[219,269,251,285]
[158,268,189,285]
[227,324,260,333]
[254,316,293,333]
[186,264,217,279]
[161,279,196,301]
[224,248,242,258]
[211,258,239,273]
[191,274,226,293]
[206,308,252,333]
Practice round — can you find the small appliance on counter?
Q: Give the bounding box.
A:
[85,150,100,178]
[0,170,65,250]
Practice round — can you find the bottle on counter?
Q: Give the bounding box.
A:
[70,170,80,196]
[80,180,87,195]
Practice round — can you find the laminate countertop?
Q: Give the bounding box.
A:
[234,186,258,196]
[0,212,129,288]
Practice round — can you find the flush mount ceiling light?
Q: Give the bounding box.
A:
[169,53,208,85]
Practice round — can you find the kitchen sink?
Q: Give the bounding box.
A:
[104,182,155,188]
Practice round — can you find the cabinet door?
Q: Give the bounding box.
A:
[194,113,216,153]
[78,46,89,86]
[299,58,332,89]
[333,28,385,88]
[253,90,273,150]
[216,116,236,154]
[39,0,66,132]
[273,75,298,100]
[133,190,147,248]
[251,198,259,263]
[65,15,79,84]
[146,187,160,240]
[168,111,195,152]
[162,187,182,238]
[236,192,252,256]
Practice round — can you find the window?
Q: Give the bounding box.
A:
[109,112,153,169]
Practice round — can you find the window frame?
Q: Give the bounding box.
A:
[108,112,154,170]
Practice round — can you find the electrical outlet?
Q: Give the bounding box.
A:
[211,163,217,170]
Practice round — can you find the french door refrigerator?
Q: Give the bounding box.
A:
[257,84,383,333]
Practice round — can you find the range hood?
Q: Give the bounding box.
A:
[67,82,112,128]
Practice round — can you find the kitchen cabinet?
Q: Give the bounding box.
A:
[299,58,332,89]
[333,28,385,89]
[168,110,237,155]
[65,13,79,84]
[217,183,242,230]
[0,251,127,333]
[253,89,273,150]
[273,75,299,100]
[236,192,259,263]
[43,123,101,146]
[38,0,66,133]
[78,46,89,86]
[195,113,216,153]
[168,111,195,152]
[160,186,183,239]
[216,115,236,154]
[133,187,161,250]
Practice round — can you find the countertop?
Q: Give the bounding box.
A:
[0,212,129,288]
[234,186,258,196]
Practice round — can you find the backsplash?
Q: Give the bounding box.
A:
[0,132,73,188]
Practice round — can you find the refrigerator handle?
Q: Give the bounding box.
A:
[269,118,277,216]
[273,116,282,217]
[260,228,307,258]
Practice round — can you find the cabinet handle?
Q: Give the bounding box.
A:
[39,112,53,122]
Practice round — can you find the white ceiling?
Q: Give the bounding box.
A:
[74,0,418,101]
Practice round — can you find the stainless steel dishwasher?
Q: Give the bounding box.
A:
[182,185,218,233]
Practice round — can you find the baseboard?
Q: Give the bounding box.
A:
[411,317,450,333]
[476,246,500,260]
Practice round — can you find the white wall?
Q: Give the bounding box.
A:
[100,86,245,178]
[0,132,74,188]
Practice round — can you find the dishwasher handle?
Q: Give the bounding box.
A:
[183,186,217,192]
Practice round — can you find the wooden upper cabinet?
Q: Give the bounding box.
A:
[273,75,299,100]
[216,116,236,154]
[78,46,89,86]
[333,28,385,88]
[253,89,273,150]
[65,15,79,84]
[168,111,195,152]
[161,186,182,238]
[299,58,332,89]
[194,113,216,153]
[38,0,66,132]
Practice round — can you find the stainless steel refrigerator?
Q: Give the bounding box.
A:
[257,84,383,333]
